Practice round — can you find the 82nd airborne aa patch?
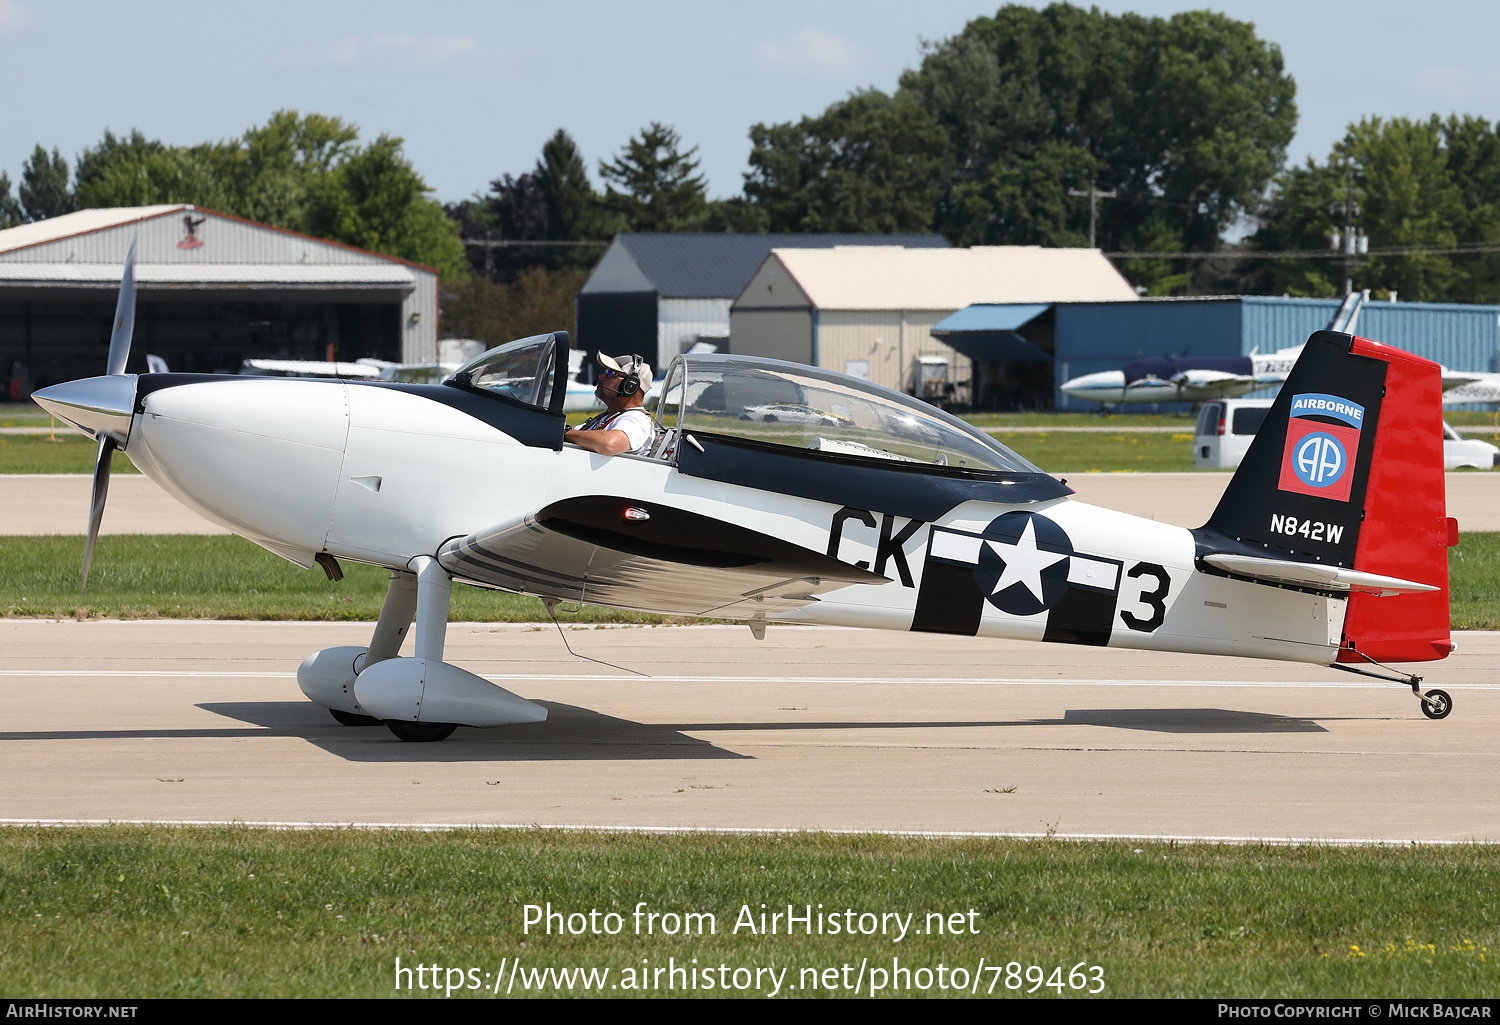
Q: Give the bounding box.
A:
[1277,392,1364,503]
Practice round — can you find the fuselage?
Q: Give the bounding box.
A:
[116,374,1348,666]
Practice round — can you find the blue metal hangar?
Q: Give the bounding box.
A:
[931,296,1500,411]
[0,205,440,396]
[574,232,947,374]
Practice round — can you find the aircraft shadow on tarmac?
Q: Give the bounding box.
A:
[663,708,1328,735]
[1061,708,1328,733]
[195,701,750,762]
[0,704,1330,758]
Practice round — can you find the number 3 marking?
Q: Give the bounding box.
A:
[1120,562,1170,632]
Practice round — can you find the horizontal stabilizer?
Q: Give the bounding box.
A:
[1202,554,1438,596]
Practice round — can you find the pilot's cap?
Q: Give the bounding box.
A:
[597,352,652,392]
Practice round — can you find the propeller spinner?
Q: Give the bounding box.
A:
[30,239,140,592]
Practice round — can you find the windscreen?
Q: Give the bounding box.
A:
[659,355,1040,473]
[450,334,557,408]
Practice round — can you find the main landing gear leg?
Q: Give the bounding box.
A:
[349,555,548,742]
[357,569,418,672]
[382,556,458,742]
[326,570,417,727]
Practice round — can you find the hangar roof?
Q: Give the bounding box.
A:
[0,206,185,254]
[752,246,1139,311]
[580,232,948,299]
[0,205,435,276]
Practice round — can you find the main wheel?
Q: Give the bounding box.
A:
[1421,689,1452,720]
[387,721,459,742]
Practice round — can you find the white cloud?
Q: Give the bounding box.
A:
[1414,65,1500,102]
[277,33,490,76]
[0,0,39,39]
[756,28,866,80]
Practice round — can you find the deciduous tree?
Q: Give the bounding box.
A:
[745,90,946,233]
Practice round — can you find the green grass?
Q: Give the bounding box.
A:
[995,430,1201,473]
[1447,531,1500,629]
[0,532,1495,629]
[0,827,1495,998]
[0,425,1202,475]
[0,433,140,474]
[0,535,664,623]
[962,412,1194,428]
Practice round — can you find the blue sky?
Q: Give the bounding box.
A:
[2,0,1497,205]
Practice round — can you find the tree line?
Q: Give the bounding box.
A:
[6,3,1500,311]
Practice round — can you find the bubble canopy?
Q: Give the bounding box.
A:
[656,353,1040,475]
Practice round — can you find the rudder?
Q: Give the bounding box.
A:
[1198,330,1452,663]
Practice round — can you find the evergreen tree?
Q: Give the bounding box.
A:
[0,172,21,228]
[19,145,75,221]
[534,129,611,241]
[599,123,707,232]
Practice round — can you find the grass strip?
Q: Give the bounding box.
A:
[0,433,140,474]
[0,535,665,623]
[0,826,1494,998]
[1,533,1496,628]
[992,430,1200,473]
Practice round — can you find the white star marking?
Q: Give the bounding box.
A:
[986,518,1068,603]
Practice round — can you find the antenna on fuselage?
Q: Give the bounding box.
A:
[542,599,651,678]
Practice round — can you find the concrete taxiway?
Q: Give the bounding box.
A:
[2,619,1496,842]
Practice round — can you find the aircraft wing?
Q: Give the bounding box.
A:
[1169,369,1260,401]
[437,495,889,619]
[1172,369,1256,389]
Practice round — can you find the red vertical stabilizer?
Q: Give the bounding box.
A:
[1336,336,1455,663]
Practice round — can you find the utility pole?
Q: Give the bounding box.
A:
[1068,180,1118,248]
[1328,171,1368,296]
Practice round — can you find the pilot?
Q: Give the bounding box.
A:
[564,353,655,456]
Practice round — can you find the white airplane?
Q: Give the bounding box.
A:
[33,246,1459,741]
[1060,292,1370,408]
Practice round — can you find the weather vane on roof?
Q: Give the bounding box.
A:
[178,214,206,250]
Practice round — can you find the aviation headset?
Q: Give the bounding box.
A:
[607,354,645,398]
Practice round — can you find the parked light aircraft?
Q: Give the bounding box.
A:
[33,247,1459,740]
[1061,290,1500,410]
[1059,293,1371,408]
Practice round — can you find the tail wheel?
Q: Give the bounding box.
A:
[1421,690,1452,720]
[387,721,459,742]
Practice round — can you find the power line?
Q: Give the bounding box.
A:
[1104,241,1500,261]
[461,238,610,248]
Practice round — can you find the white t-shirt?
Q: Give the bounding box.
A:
[577,407,656,456]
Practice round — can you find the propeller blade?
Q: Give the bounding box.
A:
[81,435,116,594]
[105,240,137,377]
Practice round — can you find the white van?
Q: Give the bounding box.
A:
[1194,399,1498,471]
[1443,422,1500,469]
[1192,399,1273,470]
